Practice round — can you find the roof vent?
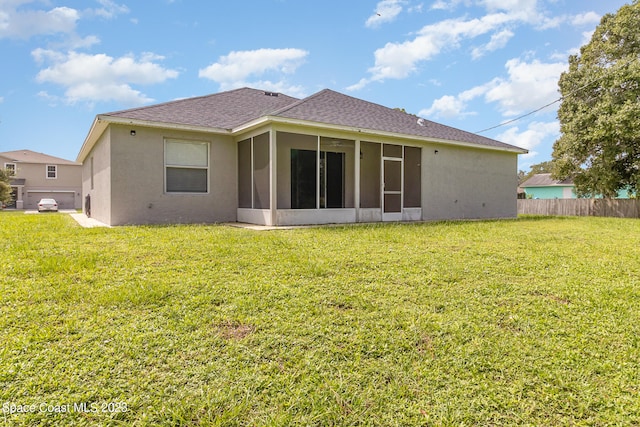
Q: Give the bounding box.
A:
[264,91,279,97]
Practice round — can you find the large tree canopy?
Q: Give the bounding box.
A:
[552,0,640,198]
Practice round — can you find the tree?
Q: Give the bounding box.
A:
[0,168,13,207]
[552,0,640,198]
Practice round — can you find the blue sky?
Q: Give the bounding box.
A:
[0,0,631,170]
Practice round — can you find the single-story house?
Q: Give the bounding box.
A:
[77,88,527,226]
[0,149,82,209]
[520,173,632,199]
[520,173,576,199]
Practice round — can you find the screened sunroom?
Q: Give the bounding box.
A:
[236,130,422,226]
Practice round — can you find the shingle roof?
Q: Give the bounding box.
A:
[520,173,574,187]
[103,87,299,130]
[96,87,525,153]
[0,149,79,165]
[272,89,521,151]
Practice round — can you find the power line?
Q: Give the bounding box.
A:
[474,56,638,134]
[474,97,561,134]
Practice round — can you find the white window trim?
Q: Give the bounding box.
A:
[46,165,58,179]
[164,139,210,194]
[4,163,16,174]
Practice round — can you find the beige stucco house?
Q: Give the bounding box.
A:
[77,88,527,226]
[0,149,82,210]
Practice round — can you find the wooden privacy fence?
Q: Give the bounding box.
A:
[518,199,640,218]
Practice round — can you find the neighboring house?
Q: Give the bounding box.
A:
[77,88,528,226]
[520,173,632,199]
[0,150,82,210]
[520,174,576,199]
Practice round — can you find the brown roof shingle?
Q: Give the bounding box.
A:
[104,87,299,130]
[520,173,574,187]
[98,87,525,152]
[0,149,79,165]
[272,89,521,151]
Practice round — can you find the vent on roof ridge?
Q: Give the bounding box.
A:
[263,91,279,97]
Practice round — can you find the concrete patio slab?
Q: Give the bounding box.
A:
[69,213,111,228]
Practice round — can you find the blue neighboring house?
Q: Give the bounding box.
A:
[520,173,632,199]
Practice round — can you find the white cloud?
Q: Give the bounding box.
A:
[436,0,547,25]
[480,0,539,22]
[366,0,405,28]
[472,28,514,59]
[408,3,424,13]
[571,11,600,27]
[0,0,129,41]
[430,0,471,11]
[420,95,468,119]
[67,35,101,49]
[33,50,179,105]
[420,85,485,118]
[496,121,559,158]
[0,2,79,39]
[199,48,308,92]
[484,58,566,116]
[351,0,584,90]
[86,0,130,19]
[349,13,515,90]
[420,57,565,120]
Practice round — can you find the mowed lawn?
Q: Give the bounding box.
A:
[1,212,639,426]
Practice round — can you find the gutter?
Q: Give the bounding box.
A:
[237,116,529,155]
[77,113,527,163]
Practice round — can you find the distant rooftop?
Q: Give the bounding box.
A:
[0,149,79,165]
[520,173,574,187]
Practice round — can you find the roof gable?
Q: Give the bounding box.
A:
[0,149,79,165]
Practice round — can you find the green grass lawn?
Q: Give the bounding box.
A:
[1,212,639,426]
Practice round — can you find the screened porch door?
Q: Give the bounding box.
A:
[382,144,403,221]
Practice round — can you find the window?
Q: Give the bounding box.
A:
[165,139,209,193]
[4,163,16,175]
[46,165,57,179]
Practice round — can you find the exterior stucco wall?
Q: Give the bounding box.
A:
[523,186,632,199]
[82,128,112,224]
[107,125,237,225]
[523,186,574,199]
[80,121,522,226]
[421,144,518,220]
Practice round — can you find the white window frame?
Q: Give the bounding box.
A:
[46,165,57,179]
[164,139,210,194]
[4,163,16,175]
